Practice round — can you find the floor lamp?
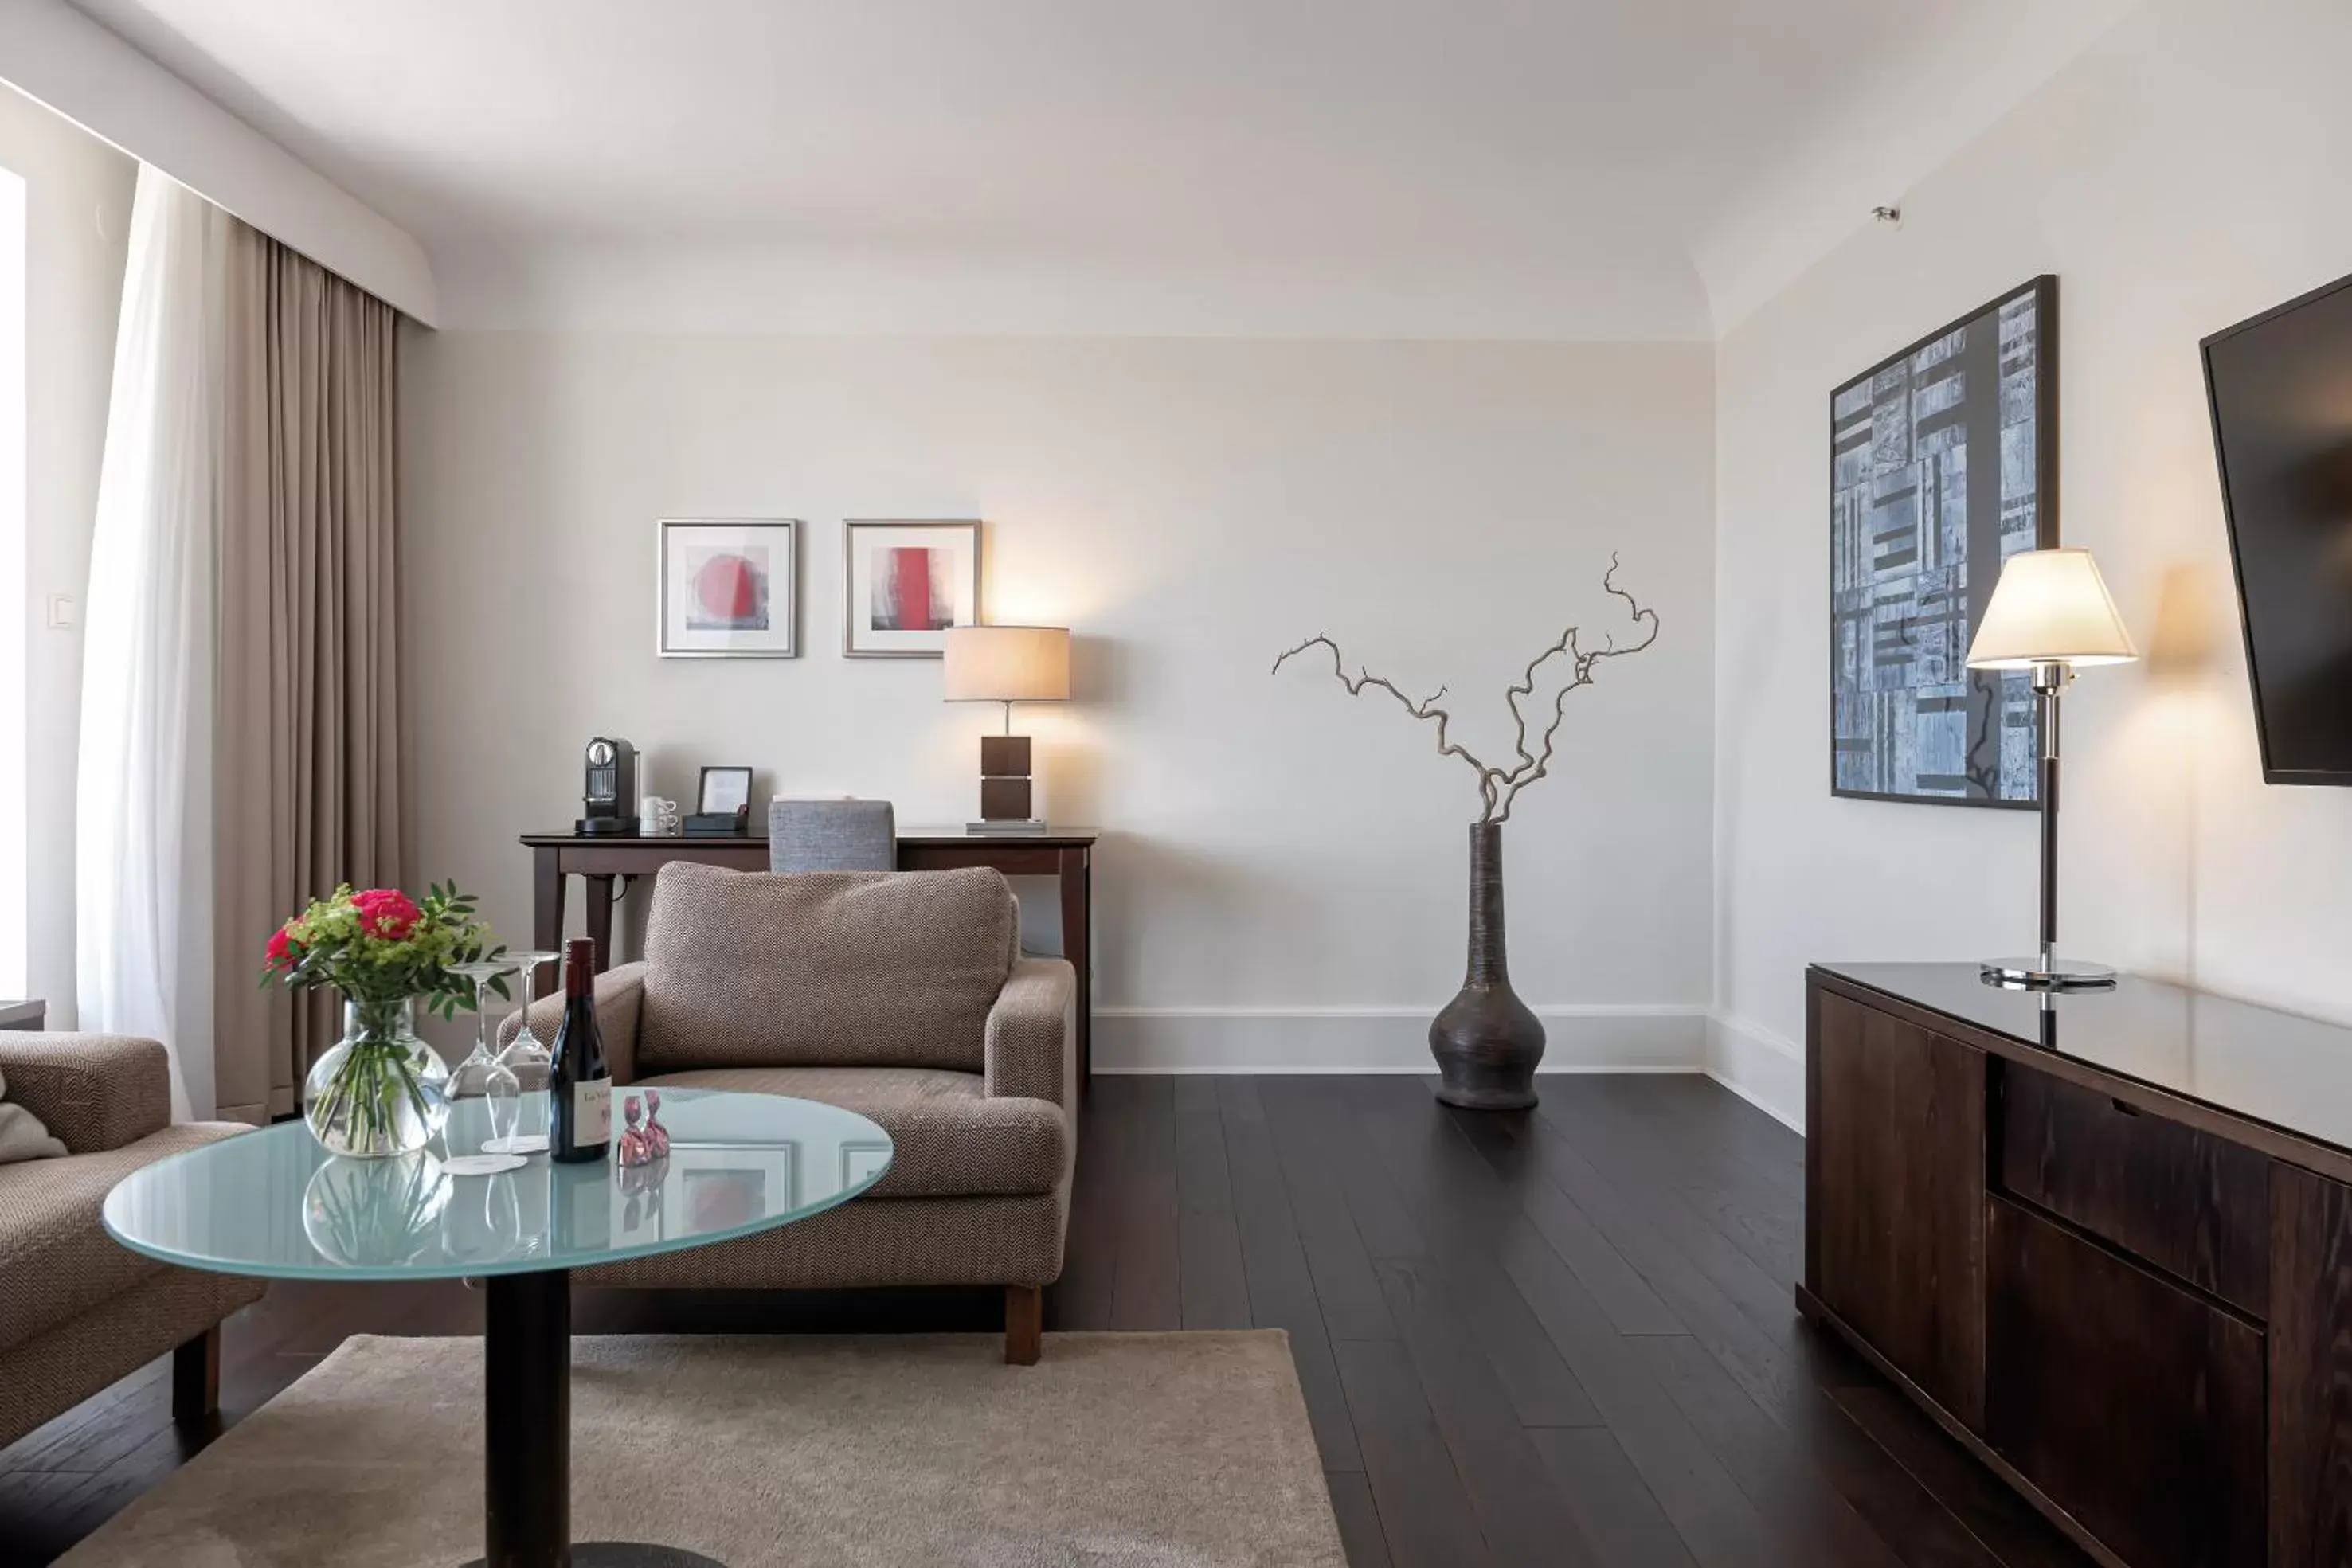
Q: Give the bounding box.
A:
[1963,547,2138,989]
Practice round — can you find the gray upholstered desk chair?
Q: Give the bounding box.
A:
[769,799,896,872]
[769,798,1055,957]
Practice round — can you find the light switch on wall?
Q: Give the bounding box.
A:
[45,593,75,630]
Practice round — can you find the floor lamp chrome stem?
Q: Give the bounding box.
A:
[2038,666,2059,976]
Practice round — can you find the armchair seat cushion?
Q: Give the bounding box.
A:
[0,1121,250,1355]
[639,1067,1067,1199]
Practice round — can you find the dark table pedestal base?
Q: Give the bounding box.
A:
[460,1547,726,1567]
[475,1272,725,1568]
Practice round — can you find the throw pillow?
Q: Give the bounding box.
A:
[0,1064,68,1163]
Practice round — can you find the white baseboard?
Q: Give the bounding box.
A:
[1092,1006,1707,1075]
[1704,1011,1805,1132]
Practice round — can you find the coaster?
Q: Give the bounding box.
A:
[440,1153,527,1177]
[482,1136,550,1155]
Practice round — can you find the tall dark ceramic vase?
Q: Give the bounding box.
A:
[1429,821,1545,1109]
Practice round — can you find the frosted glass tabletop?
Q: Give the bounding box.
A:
[102,1089,893,1281]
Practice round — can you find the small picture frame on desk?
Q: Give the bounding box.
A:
[698,766,753,817]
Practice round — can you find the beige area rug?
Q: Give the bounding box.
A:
[58,1332,1347,1568]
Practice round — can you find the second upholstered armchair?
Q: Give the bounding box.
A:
[506,860,1075,1362]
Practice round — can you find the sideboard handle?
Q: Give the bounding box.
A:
[2110,1097,2141,1116]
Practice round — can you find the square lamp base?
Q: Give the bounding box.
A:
[1980,956,2119,991]
[977,734,1039,831]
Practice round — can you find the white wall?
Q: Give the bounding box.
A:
[0,84,132,1025]
[402,333,1716,1069]
[1712,0,2352,1126]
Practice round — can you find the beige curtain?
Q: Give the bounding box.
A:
[210,225,403,1122]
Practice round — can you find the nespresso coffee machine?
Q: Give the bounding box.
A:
[576,737,638,836]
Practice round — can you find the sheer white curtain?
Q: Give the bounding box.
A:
[76,168,227,1121]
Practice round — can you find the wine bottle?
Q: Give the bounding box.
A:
[548,936,612,1163]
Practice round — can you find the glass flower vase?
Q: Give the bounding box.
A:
[302,997,452,1158]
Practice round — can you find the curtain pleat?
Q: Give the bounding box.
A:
[212,228,402,1122]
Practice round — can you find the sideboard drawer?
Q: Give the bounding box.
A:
[1986,1195,2265,1568]
[1998,1063,2269,1316]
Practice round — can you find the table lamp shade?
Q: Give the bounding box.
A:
[1966,548,2138,670]
[944,625,1070,702]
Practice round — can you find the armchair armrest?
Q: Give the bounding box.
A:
[499,961,648,1085]
[0,1033,171,1153]
[984,956,1076,1108]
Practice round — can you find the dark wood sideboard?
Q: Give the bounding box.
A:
[1804,962,2352,1568]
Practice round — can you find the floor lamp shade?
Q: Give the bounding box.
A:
[943,626,1070,828]
[1964,548,2136,990]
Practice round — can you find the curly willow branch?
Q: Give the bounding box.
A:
[1268,635,1504,817]
[1270,556,1660,824]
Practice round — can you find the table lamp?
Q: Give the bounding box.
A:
[1964,547,2138,989]
[944,625,1070,834]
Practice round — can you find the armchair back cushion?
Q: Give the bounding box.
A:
[0,1034,170,1155]
[637,862,1016,1074]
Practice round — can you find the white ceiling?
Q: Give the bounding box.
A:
[64,0,2139,336]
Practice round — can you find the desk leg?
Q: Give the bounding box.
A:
[585,876,618,972]
[532,850,565,956]
[1059,847,1090,1089]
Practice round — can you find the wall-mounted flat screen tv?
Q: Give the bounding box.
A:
[2205,268,2352,784]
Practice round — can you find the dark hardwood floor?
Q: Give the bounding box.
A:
[0,1074,2092,1567]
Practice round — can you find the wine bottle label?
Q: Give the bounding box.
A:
[573,1078,612,1146]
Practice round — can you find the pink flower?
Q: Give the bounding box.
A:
[264,925,301,969]
[353,888,421,941]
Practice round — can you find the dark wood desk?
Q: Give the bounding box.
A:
[521,828,1098,1082]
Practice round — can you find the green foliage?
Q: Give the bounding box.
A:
[260,880,509,1019]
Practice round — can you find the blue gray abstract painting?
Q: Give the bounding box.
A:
[1830,280,2050,805]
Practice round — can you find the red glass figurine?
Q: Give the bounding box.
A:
[642,1088,671,1159]
[616,1093,652,1167]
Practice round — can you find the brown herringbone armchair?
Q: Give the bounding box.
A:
[507,862,1076,1363]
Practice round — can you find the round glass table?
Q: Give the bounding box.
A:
[103,1087,893,1568]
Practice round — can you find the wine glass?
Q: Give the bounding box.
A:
[489,949,559,1155]
[444,958,515,1111]
[443,958,526,1175]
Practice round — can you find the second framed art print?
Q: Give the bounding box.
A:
[658,518,799,657]
[843,519,980,657]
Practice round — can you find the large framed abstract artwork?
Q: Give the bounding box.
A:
[1830,276,2058,807]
